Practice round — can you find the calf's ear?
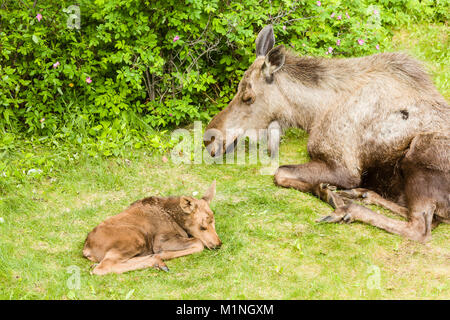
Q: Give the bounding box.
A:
[180,196,196,214]
[255,25,275,57]
[202,180,216,204]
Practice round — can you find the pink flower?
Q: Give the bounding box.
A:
[374,9,379,15]
[162,156,168,163]
[330,12,335,18]
[316,1,321,6]
[346,12,350,19]
[282,25,286,31]
[336,39,341,46]
[358,39,364,45]
[376,44,380,50]
[173,35,180,42]
[325,52,328,55]
[40,118,45,123]
[337,15,342,20]
[36,14,42,22]
[169,113,173,117]
[52,61,60,69]
[328,47,333,53]
[86,77,92,84]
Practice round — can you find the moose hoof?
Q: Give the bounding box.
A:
[317,214,343,223]
[90,266,108,276]
[317,208,353,224]
[160,266,170,272]
[342,213,354,223]
[317,215,337,223]
[155,264,169,272]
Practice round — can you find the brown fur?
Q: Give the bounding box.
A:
[283,54,325,86]
[83,182,221,275]
[204,25,449,242]
[282,51,436,92]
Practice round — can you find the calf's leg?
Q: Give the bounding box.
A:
[154,235,204,261]
[91,250,168,275]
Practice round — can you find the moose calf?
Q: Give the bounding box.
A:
[83,181,221,275]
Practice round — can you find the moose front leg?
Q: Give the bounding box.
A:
[267,121,281,158]
[274,161,360,208]
[319,202,435,242]
[153,234,205,263]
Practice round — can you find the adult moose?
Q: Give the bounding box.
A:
[204,25,449,242]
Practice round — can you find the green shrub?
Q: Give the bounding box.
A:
[0,0,447,167]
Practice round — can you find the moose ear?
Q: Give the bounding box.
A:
[262,45,286,80]
[180,196,196,214]
[255,25,275,57]
[202,180,216,204]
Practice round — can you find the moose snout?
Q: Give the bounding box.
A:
[204,132,239,157]
[204,136,224,157]
[203,234,222,250]
[215,239,222,249]
[209,239,222,250]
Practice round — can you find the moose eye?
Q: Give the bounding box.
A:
[242,95,254,105]
[200,225,207,231]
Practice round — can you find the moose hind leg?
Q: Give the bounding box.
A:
[91,250,168,275]
[274,164,314,192]
[319,201,435,242]
[113,255,168,273]
[337,188,409,218]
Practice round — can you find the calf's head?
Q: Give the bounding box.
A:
[179,181,222,249]
[204,25,288,156]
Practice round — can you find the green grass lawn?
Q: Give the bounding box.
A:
[0,24,449,299]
